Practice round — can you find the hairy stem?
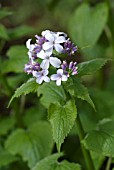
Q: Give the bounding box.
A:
[76,115,95,170]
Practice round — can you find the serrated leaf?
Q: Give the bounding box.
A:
[83,120,114,157]
[0,117,16,136]
[0,145,17,167]
[0,8,12,19]
[78,58,109,76]
[8,25,37,39]
[64,78,95,110]
[1,45,28,74]
[5,121,53,168]
[38,81,66,108]
[48,100,77,151]
[8,78,38,106]
[69,2,108,47]
[0,24,9,40]
[32,153,81,170]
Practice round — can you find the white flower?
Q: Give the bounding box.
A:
[51,69,68,86]
[37,50,61,69]
[33,69,50,84]
[42,32,66,54]
[26,39,35,61]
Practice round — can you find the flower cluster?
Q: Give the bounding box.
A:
[25,30,78,86]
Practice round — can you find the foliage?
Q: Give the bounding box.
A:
[0,1,114,170]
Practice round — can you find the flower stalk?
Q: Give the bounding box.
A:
[76,114,95,170]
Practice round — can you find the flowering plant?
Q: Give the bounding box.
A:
[8,30,109,170]
[25,30,78,86]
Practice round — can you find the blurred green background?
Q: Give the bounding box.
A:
[0,0,114,170]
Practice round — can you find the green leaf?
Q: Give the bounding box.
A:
[0,145,17,167]
[64,78,95,110]
[0,8,12,20]
[8,25,37,39]
[48,100,77,151]
[5,121,53,168]
[78,58,109,76]
[0,24,9,40]
[91,151,105,170]
[23,105,46,127]
[83,119,114,157]
[32,153,81,170]
[69,2,108,47]
[8,78,38,106]
[0,117,16,136]
[38,81,66,108]
[1,45,28,74]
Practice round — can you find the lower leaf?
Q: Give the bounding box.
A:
[32,153,81,170]
[83,119,114,157]
[48,99,77,152]
[5,121,53,168]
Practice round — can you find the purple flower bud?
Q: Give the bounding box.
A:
[24,61,40,74]
[61,60,68,70]
[63,40,78,56]
[72,67,78,75]
[68,61,78,75]
[34,36,48,54]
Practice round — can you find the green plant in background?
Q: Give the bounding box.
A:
[0,0,114,170]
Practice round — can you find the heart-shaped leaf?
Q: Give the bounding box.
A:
[48,100,77,151]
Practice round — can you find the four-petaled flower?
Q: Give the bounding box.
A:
[51,69,68,86]
[37,50,61,69]
[42,32,66,54]
[33,69,50,84]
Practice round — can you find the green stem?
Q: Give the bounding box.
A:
[105,157,112,170]
[76,115,95,170]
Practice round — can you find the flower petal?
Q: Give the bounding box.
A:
[57,69,63,75]
[26,39,35,51]
[43,42,53,51]
[50,57,61,68]
[45,33,54,42]
[33,71,40,77]
[41,30,50,36]
[62,75,68,81]
[28,51,32,59]
[51,74,59,80]
[56,79,61,86]
[26,39,31,49]
[36,76,43,84]
[44,76,50,82]
[57,32,67,37]
[40,59,50,69]
[54,44,63,53]
[37,50,46,59]
[43,69,49,76]
[55,36,66,43]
